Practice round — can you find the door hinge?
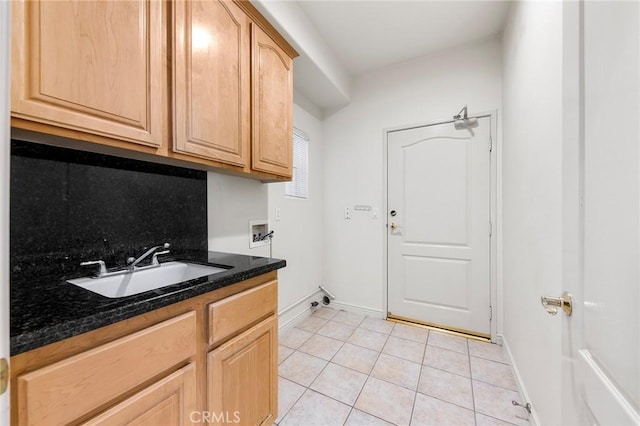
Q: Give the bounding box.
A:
[489,306,493,321]
[489,220,493,237]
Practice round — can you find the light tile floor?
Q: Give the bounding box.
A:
[277,307,531,426]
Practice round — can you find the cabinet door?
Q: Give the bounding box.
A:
[208,315,278,426]
[173,0,250,167]
[11,0,163,147]
[83,363,197,426]
[251,25,293,178]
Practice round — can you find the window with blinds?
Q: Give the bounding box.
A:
[285,128,309,199]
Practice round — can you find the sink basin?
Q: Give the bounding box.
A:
[67,261,227,298]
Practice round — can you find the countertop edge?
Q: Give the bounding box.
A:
[11,255,286,356]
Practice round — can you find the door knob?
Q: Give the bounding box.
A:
[541,292,573,316]
[390,223,400,230]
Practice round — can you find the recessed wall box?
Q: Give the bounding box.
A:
[249,219,269,249]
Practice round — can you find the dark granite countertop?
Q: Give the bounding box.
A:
[10,251,286,356]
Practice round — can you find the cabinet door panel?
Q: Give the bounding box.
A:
[208,315,278,426]
[83,363,197,426]
[11,0,163,147]
[251,25,293,178]
[174,0,250,166]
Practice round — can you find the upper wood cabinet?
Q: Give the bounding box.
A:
[11,0,164,148]
[251,25,294,178]
[173,0,250,167]
[10,0,298,180]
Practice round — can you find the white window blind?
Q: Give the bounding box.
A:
[285,128,309,199]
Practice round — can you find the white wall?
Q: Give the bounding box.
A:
[207,173,269,257]
[268,102,324,319]
[501,2,563,424]
[252,0,351,111]
[208,101,325,319]
[322,37,502,316]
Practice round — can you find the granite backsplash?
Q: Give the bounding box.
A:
[10,140,208,281]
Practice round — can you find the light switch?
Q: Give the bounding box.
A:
[275,208,281,221]
[372,208,379,219]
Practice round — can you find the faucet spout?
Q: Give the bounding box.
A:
[127,243,170,270]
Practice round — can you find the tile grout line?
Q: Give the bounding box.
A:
[326,314,397,425]
[346,319,395,424]
[408,328,430,425]
[279,310,350,425]
[468,338,479,426]
[304,311,368,425]
[276,377,308,425]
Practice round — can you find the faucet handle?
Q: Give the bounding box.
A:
[152,250,170,266]
[80,260,107,277]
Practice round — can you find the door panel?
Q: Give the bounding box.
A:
[404,139,469,245]
[387,117,491,335]
[208,315,278,426]
[173,0,250,166]
[562,1,640,424]
[11,0,163,147]
[251,25,293,178]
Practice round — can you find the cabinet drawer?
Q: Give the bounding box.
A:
[82,363,197,426]
[208,280,277,346]
[17,311,197,426]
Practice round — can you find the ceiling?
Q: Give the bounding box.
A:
[297,1,511,77]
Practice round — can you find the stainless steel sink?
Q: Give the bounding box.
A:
[67,261,226,298]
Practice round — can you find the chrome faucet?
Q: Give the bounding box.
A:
[127,243,170,270]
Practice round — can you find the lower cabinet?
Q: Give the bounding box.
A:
[207,315,278,426]
[15,312,197,426]
[10,273,279,426]
[83,363,197,426]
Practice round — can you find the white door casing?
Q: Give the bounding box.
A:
[1,0,11,424]
[387,116,493,336]
[561,1,640,424]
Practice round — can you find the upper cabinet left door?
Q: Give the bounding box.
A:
[11,0,164,148]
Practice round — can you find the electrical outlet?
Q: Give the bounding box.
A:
[344,207,352,219]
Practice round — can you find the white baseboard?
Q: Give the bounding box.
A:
[278,289,323,332]
[500,333,540,426]
[328,300,385,318]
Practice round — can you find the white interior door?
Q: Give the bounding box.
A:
[0,1,10,424]
[387,117,492,336]
[561,1,640,424]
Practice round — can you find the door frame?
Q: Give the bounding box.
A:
[382,110,499,342]
[1,0,11,423]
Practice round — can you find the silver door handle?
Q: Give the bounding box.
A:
[541,292,573,316]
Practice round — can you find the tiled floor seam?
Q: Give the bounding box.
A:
[471,377,519,392]
[469,353,510,365]
[409,331,429,425]
[421,362,471,380]
[475,410,520,426]
[467,338,479,426]
[349,328,393,422]
[277,381,307,425]
[289,325,392,425]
